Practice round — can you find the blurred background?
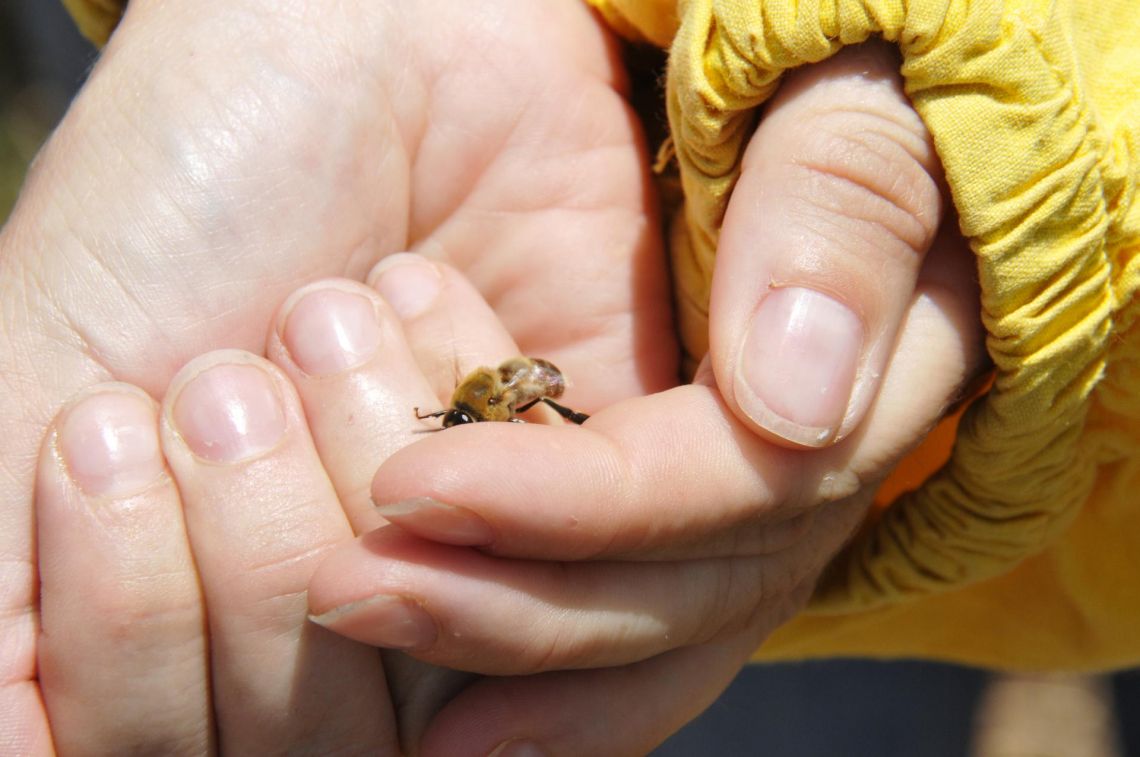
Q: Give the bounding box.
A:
[3,2,1139,755]
[1,0,92,221]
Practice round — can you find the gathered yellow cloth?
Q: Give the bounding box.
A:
[68,0,1140,671]
[591,0,1140,671]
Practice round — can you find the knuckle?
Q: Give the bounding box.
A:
[518,624,571,674]
[692,557,769,643]
[753,509,817,554]
[787,108,943,256]
[739,560,801,634]
[510,563,589,674]
[226,539,340,621]
[714,508,815,557]
[76,581,203,652]
[764,576,817,631]
[514,610,621,675]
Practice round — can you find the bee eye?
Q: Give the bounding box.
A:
[442,410,474,428]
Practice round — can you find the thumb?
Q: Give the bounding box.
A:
[710,41,948,448]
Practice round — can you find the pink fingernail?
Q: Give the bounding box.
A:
[282,288,383,376]
[172,364,286,463]
[374,497,495,547]
[309,595,437,651]
[734,287,863,447]
[370,253,442,320]
[58,391,165,497]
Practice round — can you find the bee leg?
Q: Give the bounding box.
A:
[514,398,589,424]
[414,407,449,420]
[539,398,590,425]
[514,398,543,414]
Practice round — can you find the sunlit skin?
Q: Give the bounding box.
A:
[3,0,989,750]
[2,1,674,753]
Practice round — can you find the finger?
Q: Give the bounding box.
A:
[368,254,575,424]
[268,268,568,537]
[267,270,545,748]
[36,384,212,756]
[418,632,762,757]
[710,40,945,448]
[160,351,397,755]
[376,384,800,558]
[306,504,858,674]
[369,250,579,421]
[267,278,443,533]
[368,224,983,561]
[368,254,517,407]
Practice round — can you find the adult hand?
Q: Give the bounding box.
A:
[307,41,989,756]
[1,0,673,752]
[35,264,745,756]
[36,367,399,755]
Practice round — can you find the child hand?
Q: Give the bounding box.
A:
[306,43,989,756]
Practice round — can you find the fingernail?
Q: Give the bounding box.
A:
[369,253,442,320]
[374,497,495,547]
[58,391,165,497]
[488,740,547,757]
[282,288,383,376]
[734,287,863,447]
[172,364,286,463]
[309,595,437,651]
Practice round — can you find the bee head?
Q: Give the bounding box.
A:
[441,409,476,428]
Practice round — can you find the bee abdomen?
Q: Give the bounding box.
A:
[498,357,566,405]
[527,358,565,398]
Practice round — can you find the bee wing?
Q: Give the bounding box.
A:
[495,358,532,408]
[496,358,532,390]
[497,357,565,409]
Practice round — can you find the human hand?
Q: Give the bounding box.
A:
[1,0,673,750]
[34,260,751,756]
[35,367,400,755]
[305,41,989,755]
[10,0,673,402]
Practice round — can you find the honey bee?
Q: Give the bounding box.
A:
[415,357,589,428]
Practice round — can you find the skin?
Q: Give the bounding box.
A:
[307,40,988,755]
[5,0,985,753]
[2,0,672,753]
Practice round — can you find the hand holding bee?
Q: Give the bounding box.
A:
[31,254,700,757]
[307,43,989,755]
[19,8,989,753]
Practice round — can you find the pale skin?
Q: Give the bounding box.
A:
[6,1,671,752]
[7,0,985,753]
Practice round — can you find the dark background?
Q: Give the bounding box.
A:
[3,3,1139,755]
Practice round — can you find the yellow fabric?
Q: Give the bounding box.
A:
[584,0,680,46]
[64,0,1140,670]
[602,0,1140,671]
[61,0,125,47]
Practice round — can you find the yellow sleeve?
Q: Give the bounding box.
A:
[597,0,1140,671]
[61,0,125,46]
[582,0,679,46]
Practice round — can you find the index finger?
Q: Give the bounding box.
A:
[372,383,813,561]
[372,253,985,561]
